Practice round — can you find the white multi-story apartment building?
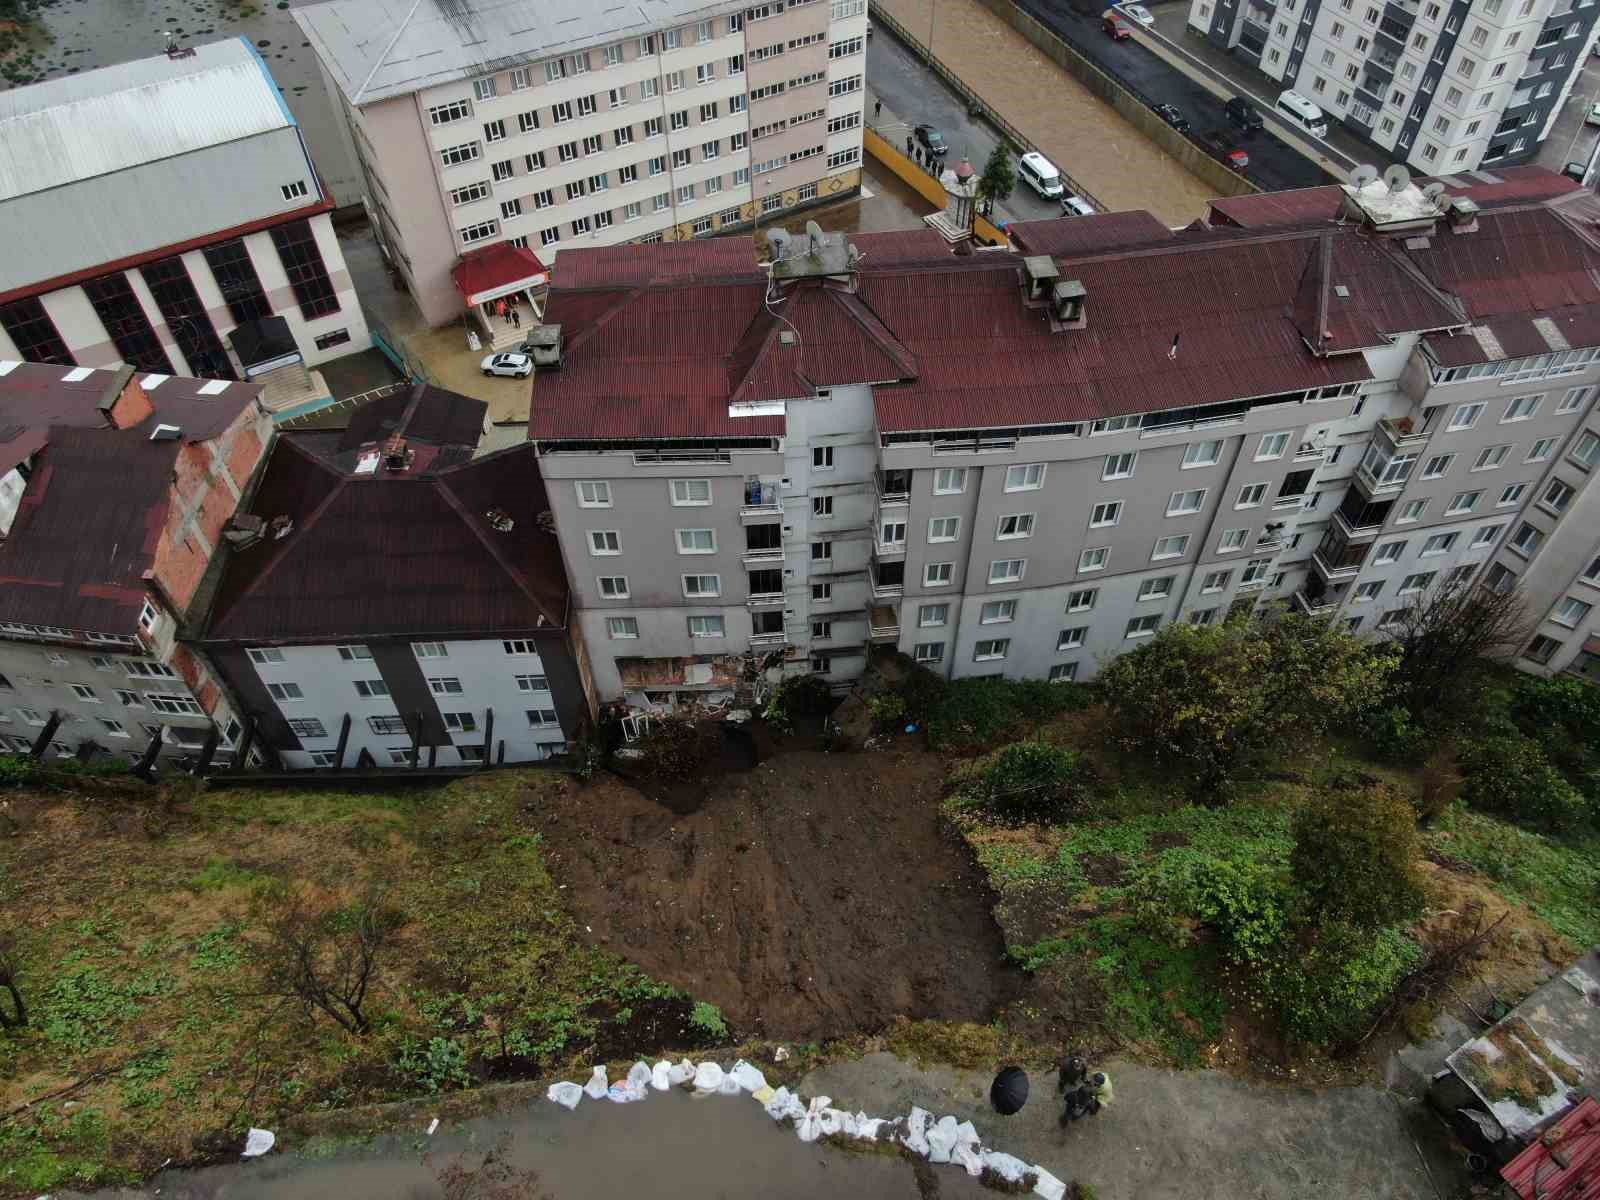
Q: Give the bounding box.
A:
[0,39,370,417]
[531,166,1600,701]
[296,0,868,326]
[1191,0,1600,173]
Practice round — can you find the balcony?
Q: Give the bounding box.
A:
[749,632,787,647]
[1294,589,1339,616]
[1237,577,1270,593]
[740,478,782,522]
[1355,462,1411,497]
[1376,416,1430,452]
[741,547,785,566]
[874,538,907,561]
[1312,545,1367,581]
[871,573,904,600]
[746,591,785,608]
[1272,494,1309,512]
[1294,441,1328,463]
[875,469,911,507]
[868,604,900,640]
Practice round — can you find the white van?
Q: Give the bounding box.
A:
[1018,151,1066,200]
[1275,90,1329,139]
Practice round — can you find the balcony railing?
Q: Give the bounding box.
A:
[1294,590,1339,615]
[1294,442,1327,463]
[1237,577,1270,593]
[1272,494,1309,511]
[1312,548,1363,580]
[868,604,900,640]
[748,632,786,647]
[1355,463,1409,496]
[1332,509,1382,540]
[746,591,785,608]
[1139,412,1244,439]
[740,479,782,517]
[1376,416,1430,450]
[871,578,904,600]
[741,547,785,565]
[874,539,907,559]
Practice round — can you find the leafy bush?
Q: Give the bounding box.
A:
[953,741,1085,820]
[688,1001,729,1040]
[895,662,951,726]
[1265,925,1422,1044]
[1361,705,1429,762]
[866,692,908,732]
[1458,735,1589,832]
[1132,851,1289,965]
[1414,748,1463,826]
[924,677,1090,752]
[398,1035,474,1092]
[1291,782,1424,931]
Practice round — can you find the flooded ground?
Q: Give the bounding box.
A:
[8,0,360,202]
[72,1087,1000,1200]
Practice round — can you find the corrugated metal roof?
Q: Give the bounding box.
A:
[0,38,291,202]
[1007,210,1176,255]
[294,0,739,105]
[1500,1098,1600,1200]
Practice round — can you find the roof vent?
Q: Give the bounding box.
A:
[223,514,266,550]
[524,324,563,371]
[1023,255,1060,302]
[149,423,182,441]
[1446,196,1480,233]
[1333,284,1350,298]
[1051,279,1087,329]
[355,450,381,475]
[382,435,414,472]
[779,330,798,346]
[270,515,294,541]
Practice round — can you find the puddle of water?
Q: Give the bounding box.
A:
[78,1088,998,1199]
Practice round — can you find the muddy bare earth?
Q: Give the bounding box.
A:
[537,748,1018,1041]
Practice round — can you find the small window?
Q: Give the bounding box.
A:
[1201,570,1231,593]
[1523,635,1562,664]
[1552,597,1592,628]
[1004,463,1045,491]
[1422,453,1455,479]
[502,639,537,655]
[1503,394,1541,422]
[1137,576,1174,600]
[1470,523,1503,548]
[1079,547,1109,573]
[248,647,286,665]
[598,576,629,598]
[1526,437,1557,464]
[1048,663,1079,682]
[670,479,712,506]
[267,682,304,702]
[1066,588,1097,613]
[1089,501,1121,528]
[676,528,716,554]
[928,516,961,542]
[1499,483,1529,506]
[1374,540,1405,564]
[288,717,328,738]
[996,513,1035,540]
[812,496,833,518]
[1125,614,1162,639]
[139,601,160,632]
[682,574,720,597]
[1182,440,1222,468]
[576,480,612,507]
[1420,532,1458,555]
[70,683,99,701]
[973,638,1010,661]
[1167,489,1206,515]
[1218,528,1248,552]
[813,446,834,470]
[281,180,310,201]
[1102,452,1136,480]
[353,679,390,698]
[933,467,967,494]
[1448,402,1484,430]
[1445,491,1480,515]
[1473,445,1509,470]
[1057,627,1087,651]
[1236,483,1268,508]
[336,645,372,661]
[589,530,621,555]
[812,582,832,602]
[688,615,725,637]
[913,642,944,664]
[925,562,954,587]
[429,676,464,695]
[989,559,1026,584]
[980,600,1017,624]
[607,617,640,639]
[1152,535,1190,560]
[811,620,832,640]
[1256,431,1291,460]
[414,642,449,658]
[1541,479,1575,514]
[442,712,478,733]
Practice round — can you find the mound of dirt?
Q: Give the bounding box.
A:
[537,748,1018,1040]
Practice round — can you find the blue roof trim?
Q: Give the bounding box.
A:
[240,34,295,126]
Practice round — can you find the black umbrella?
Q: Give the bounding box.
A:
[990,1066,1029,1115]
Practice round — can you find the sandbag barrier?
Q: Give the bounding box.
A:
[546,1058,1068,1200]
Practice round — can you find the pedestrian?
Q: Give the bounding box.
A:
[874,98,882,122]
[511,305,521,328]
[906,134,914,156]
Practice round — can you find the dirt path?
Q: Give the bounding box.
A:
[537,749,1018,1040]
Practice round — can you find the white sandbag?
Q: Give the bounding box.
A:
[980,1151,1031,1184]
[855,1115,886,1141]
[764,1086,793,1120]
[838,1111,860,1138]
[651,1061,673,1091]
[606,1082,640,1103]
[796,1096,832,1143]
[817,1108,844,1137]
[954,1143,984,1176]
[628,1062,653,1093]
[546,1081,584,1110]
[1033,1166,1067,1200]
[241,1129,275,1158]
[730,1060,768,1092]
[583,1066,608,1100]
[955,1120,980,1149]
[752,1085,776,1106]
[926,1115,959,1164]
[901,1107,931,1157]
[717,1072,742,1096]
[692,1061,724,1093]
[668,1059,696,1086]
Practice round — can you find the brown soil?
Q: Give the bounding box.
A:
[537,748,1019,1040]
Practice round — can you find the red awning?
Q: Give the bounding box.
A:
[450,243,549,308]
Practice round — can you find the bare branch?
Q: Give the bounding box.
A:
[0,934,27,1030]
[1384,579,1531,712]
[250,888,402,1035]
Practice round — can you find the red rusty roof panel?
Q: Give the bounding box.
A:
[551,239,760,289]
[1500,1098,1600,1200]
[1207,186,1345,229]
[1007,210,1176,255]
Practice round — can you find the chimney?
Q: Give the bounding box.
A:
[1051,279,1087,328]
[1446,196,1480,234]
[97,365,154,430]
[382,435,414,472]
[524,324,564,371]
[223,513,266,550]
[1022,256,1060,304]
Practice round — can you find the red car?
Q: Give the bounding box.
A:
[1102,12,1131,38]
[1204,131,1249,169]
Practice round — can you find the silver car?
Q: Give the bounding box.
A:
[481,352,534,378]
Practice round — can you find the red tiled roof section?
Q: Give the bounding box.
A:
[551,239,760,289]
[1426,164,1582,207]
[1403,205,1600,318]
[1499,1097,1600,1200]
[729,287,916,405]
[846,228,959,263]
[1007,210,1176,254]
[1207,186,1344,229]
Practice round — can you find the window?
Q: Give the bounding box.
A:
[1138,576,1174,601]
[1523,635,1562,664]
[1005,463,1045,491]
[933,468,967,494]
[1103,452,1136,480]
[589,530,621,555]
[575,480,612,508]
[335,645,373,662]
[139,600,161,633]
[1241,558,1272,585]
[673,148,693,169]
[267,682,303,702]
[1470,523,1503,548]
[811,583,833,605]
[1201,570,1232,593]
[1526,437,1557,464]
[1422,453,1454,479]
[879,520,907,546]
[918,604,949,627]
[1574,431,1600,469]
[1066,589,1098,613]
[683,574,721,598]
[928,516,961,542]
[1125,614,1162,639]
[1236,483,1268,508]
[809,495,834,520]
[1484,563,1518,594]
[1473,445,1509,470]
[248,647,285,665]
[1510,522,1543,555]
[598,576,629,598]
[1375,540,1405,565]
[1183,440,1222,468]
[813,446,834,470]
[1421,532,1458,556]
[414,642,449,659]
[1399,499,1428,522]
[429,99,472,125]
[980,600,1017,624]
[353,679,390,698]
[913,642,945,664]
[516,674,550,693]
[1152,535,1190,560]
[1256,431,1291,460]
[1219,528,1248,552]
[1444,491,1481,515]
[438,711,477,734]
[1448,403,1485,430]
[1541,479,1575,514]
[1499,483,1529,506]
[1558,386,1594,414]
[811,540,831,561]
[925,562,954,586]
[1189,608,1218,627]
[1552,597,1592,628]
[1089,501,1122,528]
[483,119,506,144]
[607,617,639,639]
[287,717,328,738]
[996,513,1035,540]
[1503,394,1541,422]
[688,615,725,638]
[974,639,1010,661]
[67,683,98,702]
[676,528,716,554]
[1167,489,1206,516]
[989,559,1026,584]
[1049,663,1079,682]
[1078,547,1109,573]
[269,220,340,319]
[1354,580,1384,602]
[1057,627,1088,651]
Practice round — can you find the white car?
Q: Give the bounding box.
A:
[1123,3,1156,27]
[1061,195,1096,216]
[1588,102,1600,126]
[480,352,533,378]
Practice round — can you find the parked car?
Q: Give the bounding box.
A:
[1564,160,1588,182]
[1204,131,1249,170]
[914,124,948,156]
[1225,96,1265,132]
[1154,103,1190,132]
[1061,195,1096,216]
[1123,3,1156,26]
[1102,11,1131,39]
[1018,150,1066,199]
[481,352,534,378]
[1587,102,1600,126]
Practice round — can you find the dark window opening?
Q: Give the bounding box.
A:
[0,297,75,366]
[748,568,783,594]
[140,258,236,380]
[82,273,173,374]
[875,560,905,586]
[752,610,784,634]
[269,220,341,320]
[202,239,273,324]
[746,524,782,551]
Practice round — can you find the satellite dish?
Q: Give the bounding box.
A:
[1349,163,1380,188]
[1384,163,1412,194]
[805,220,825,252]
[1421,181,1447,203]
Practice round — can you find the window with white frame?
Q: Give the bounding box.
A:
[414,642,448,659]
[1256,431,1291,460]
[1089,501,1121,527]
[1503,394,1542,422]
[1152,534,1190,560]
[682,574,721,598]
[1526,437,1557,463]
[576,480,612,507]
[353,679,390,698]
[1057,626,1087,650]
[1049,662,1079,682]
[1422,453,1455,479]
[928,516,960,542]
[1241,558,1272,584]
[1004,463,1045,491]
[813,446,834,470]
[502,640,538,655]
[989,559,1026,584]
[980,599,1016,624]
[671,478,711,505]
[1540,478,1576,514]
[1524,635,1562,664]
[1421,531,1459,555]
[1445,491,1480,514]
[1448,402,1484,430]
[1138,576,1174,600]
[1103,452,1136,480]
[1499,482,1529,505]
[1399,571,1436,594]
[973,638,1010,661]
[1399,499,1428,522]
[688,615,725,637]
[1354,580,1384,601]
[267,682,303,702]
[287,717,327,738]
[1473,445,1509,470]
[1236,483,1268,508]
[925,562,954,586]
[1375,539,1405,564]
[1573,431,1600,469]
[913,642,944,664]
[676,528,716,554]
[918,603,949,627]
[1078,547,1109,573]
[1066,588,1097,612]
[1470,523,1503,548]
[1201,570,1232,593]
[1218,528,1248,552]
[933,467,967,494]
[597,576,629,598]
[1557,385,1594,414]
[589,530,621,555]
[607,616,639,639]
[880,520,907,546]
[1552,596,1592,627]
[1182,440,1222,467]
[1189,608,1218,626]
[428,676,464,696]
[1125,614,1161,638]
[1510,522,1544,554]
[248,647,285,665]
[996,513,1035,539]
[1167,489,1206,515]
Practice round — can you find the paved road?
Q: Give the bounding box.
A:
[1537,49,1600,176]
[1013,0,1334,192]
[867,30,1081,222]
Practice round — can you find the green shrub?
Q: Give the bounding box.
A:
[954,740,1085,820]
[866,692,908,732]
[1131,851,1289,966]
[1361,705,1429,762]
[1291,783,1425,931]
[1458,735,1589,832]
[0,755,41,786]
[925,677,1090,751]
[1265,925,1422,1044]
[895,663,950,726]
[397,1035,473,1092]
[688,1001,729,1040]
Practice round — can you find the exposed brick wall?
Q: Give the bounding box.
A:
[108,375,154,429]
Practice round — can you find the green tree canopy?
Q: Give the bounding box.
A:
[977,143,1016,211]
[1290,782,1425,931]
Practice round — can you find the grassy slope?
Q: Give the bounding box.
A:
[0,772,692,1195]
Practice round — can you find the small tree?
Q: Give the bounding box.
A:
[252,888,401,1035]
[977,144,1016,216]
[1385,579,1530,714]
[1096,614,1396,792]
[1290,782,1424,931]
[0,933,27,1030]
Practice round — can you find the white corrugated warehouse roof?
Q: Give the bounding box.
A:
[0,38,293,202]
[294,0,732,105]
